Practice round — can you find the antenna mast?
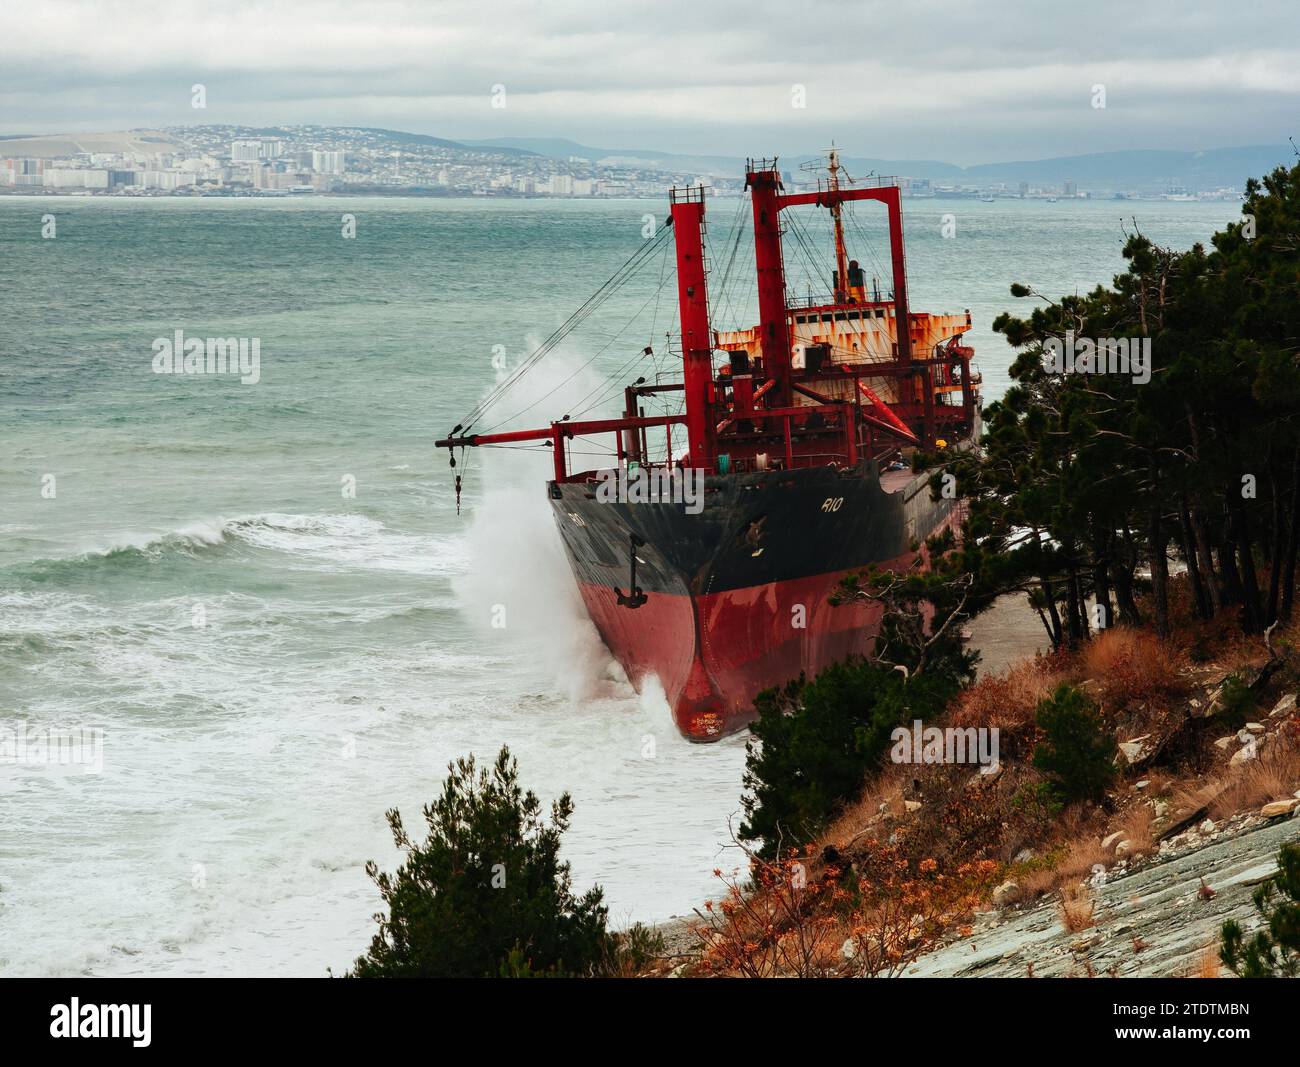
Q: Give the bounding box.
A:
[828,148,850,302]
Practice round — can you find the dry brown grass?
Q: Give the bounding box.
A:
[1082,628,1188,711]
[819,764,911,852]
[1207,730,1300,820]
[1019,833,1109,898]
[952,656,1073,736]
[1011,797,1155,902]
[1159,726,1300,825]
[1117,803,1155,859]
[1170,778,1216,821]
[1058,885,1096,933]
[1164,577,1270,670]
[1136,769,1174,796]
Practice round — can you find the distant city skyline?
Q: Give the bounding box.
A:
[2,1,1298,166]
[1,123,1272,200]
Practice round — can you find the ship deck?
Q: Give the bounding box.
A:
[880,465,917,494]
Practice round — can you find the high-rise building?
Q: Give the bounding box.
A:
[232,138,285,162]
[44,168,109,189]
[3,159,46,186]
[311,150,346,174]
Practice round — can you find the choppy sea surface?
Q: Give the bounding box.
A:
[0,193,1239,975]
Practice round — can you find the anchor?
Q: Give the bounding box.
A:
[615,533,648,609]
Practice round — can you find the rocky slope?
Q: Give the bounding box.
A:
[908,808,1300,977]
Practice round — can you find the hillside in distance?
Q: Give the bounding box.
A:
[5,125,1292,194]
[466,136,1294,192]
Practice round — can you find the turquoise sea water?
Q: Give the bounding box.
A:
[0,193,1240,975]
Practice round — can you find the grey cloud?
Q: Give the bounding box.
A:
[1,0,1296,162]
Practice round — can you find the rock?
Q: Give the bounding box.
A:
[1245,722,1265,734]
[1102,831,1127,852]
[1269,693,1297,719]
[904,800,922,813]
[1119,735,1153,765]
[1230,742,1258,766]
[1013,849,1036,864]
[966,762,1003,788]
[992,880,1021,907]
[1199,819,1216,834]
[1114,840,1135,859]
[1260,799,1300,819]
[1153,798,1170,818]
[1214,736,1235,751]
[1134,779,1150,791]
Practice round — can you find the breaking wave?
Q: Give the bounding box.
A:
[4,513,469,579]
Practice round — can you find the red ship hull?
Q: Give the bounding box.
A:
[550,460,967,741]
[574,567,886,739]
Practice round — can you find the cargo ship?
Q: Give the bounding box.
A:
[438,153,981,741]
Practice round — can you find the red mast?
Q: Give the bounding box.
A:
[746,160,793,408]
[669,185,715,470]
[777,172,929,445]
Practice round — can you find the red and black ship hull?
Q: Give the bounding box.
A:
[549,459,964,740]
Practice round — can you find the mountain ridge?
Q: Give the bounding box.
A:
[462,136,1294,191]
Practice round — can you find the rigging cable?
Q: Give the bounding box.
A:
[452,222,675,436]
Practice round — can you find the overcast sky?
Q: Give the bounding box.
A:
[3,0,1297,163]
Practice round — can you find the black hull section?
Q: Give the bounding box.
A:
[549,460,952,596]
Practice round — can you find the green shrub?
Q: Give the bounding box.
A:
[1221,842,1300,977]
[1010,779,1064,822]
[1031,684,1117,804]
[1214,670,1256,727]
[604,922,667,977]
[348,746,609,977]
[739,657,963,858]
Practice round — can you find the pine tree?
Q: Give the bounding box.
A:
[348,746,609,977]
